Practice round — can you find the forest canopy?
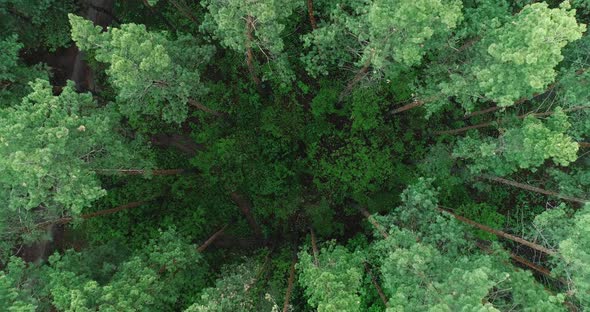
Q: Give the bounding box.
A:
[1,0,590,311]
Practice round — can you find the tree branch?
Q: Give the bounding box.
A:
[479,175,588,205]
[438,207,557,255]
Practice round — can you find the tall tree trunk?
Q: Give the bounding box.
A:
[310,228,319,267]
[230,192,264,239]
[392,68,588,116]
[94,169,188,175]
[479,175,588,205]
[168,0,199,25]
[150,133,205,157]
[188,98,225,117]
[438,207,556,255]
[71,0,115,92]
[436,106,590,135]
[364,262,389,307]
[197,224,229,252]
[34,201,148,229]
[282,254,297,312]
[390,99,426,114]
[357,206,388,239]
[306,0,318,30]
[245,16,262,89]
[338,55,372,102]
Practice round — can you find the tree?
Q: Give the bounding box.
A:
[407,2,585,115]
[200,0,301,85]
[298,242,364,312]
[0,79,150,234]
[69,14,215,125]
[301,0,463,78]
[2,0,590,311]
[452,108,579,176]
[532,204,590,307]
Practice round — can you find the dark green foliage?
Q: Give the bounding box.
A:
[1,0,590,311]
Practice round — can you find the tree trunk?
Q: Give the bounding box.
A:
[230,192,264,239]
[306,0,318,30]
[168,0,199,25]
[94,168,187,175]
[188,98,225,117]
[245,16,262,89]
[357,206,388,239]
[338,55,372,102]
[310,228,320,267]
[393,68,588,117]
[34,201,148,229]
[475,241,558,280]
[390,99,425,114]
[365,262,389,307]
[438,207,556,255]
[436,106,590,135]
[282,255,297,312]
[479,175,588,205]
[150,133,205,156]
[197,224,229,252]
[71,0,115,92]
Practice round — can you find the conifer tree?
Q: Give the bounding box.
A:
[69,14,215,125]
[0,80,150,233]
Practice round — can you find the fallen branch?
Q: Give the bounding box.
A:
[479,175,588,205]
[438,207,557,255]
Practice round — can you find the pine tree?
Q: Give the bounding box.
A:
[69,14,215,125]
[0,79,150,233]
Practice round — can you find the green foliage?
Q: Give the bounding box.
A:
[367,0,463,69]
[533,204,590,307]
[453,109,579,176]
[201,0,300,83]
[0,0,75,50]
[456,203,505,240]
[0,35,49,107]
[0,257,39,311]
[185,257,261,312]
[473,2,584,106]
[302,0,463,77]
[47,228,205,311]
[371,181,565,311]
[0,80,150,232]
[2,1,590,311]
[69,14,214,125]
[310,135,394,200]
[298,243,364,312]
[428,2,585,114]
